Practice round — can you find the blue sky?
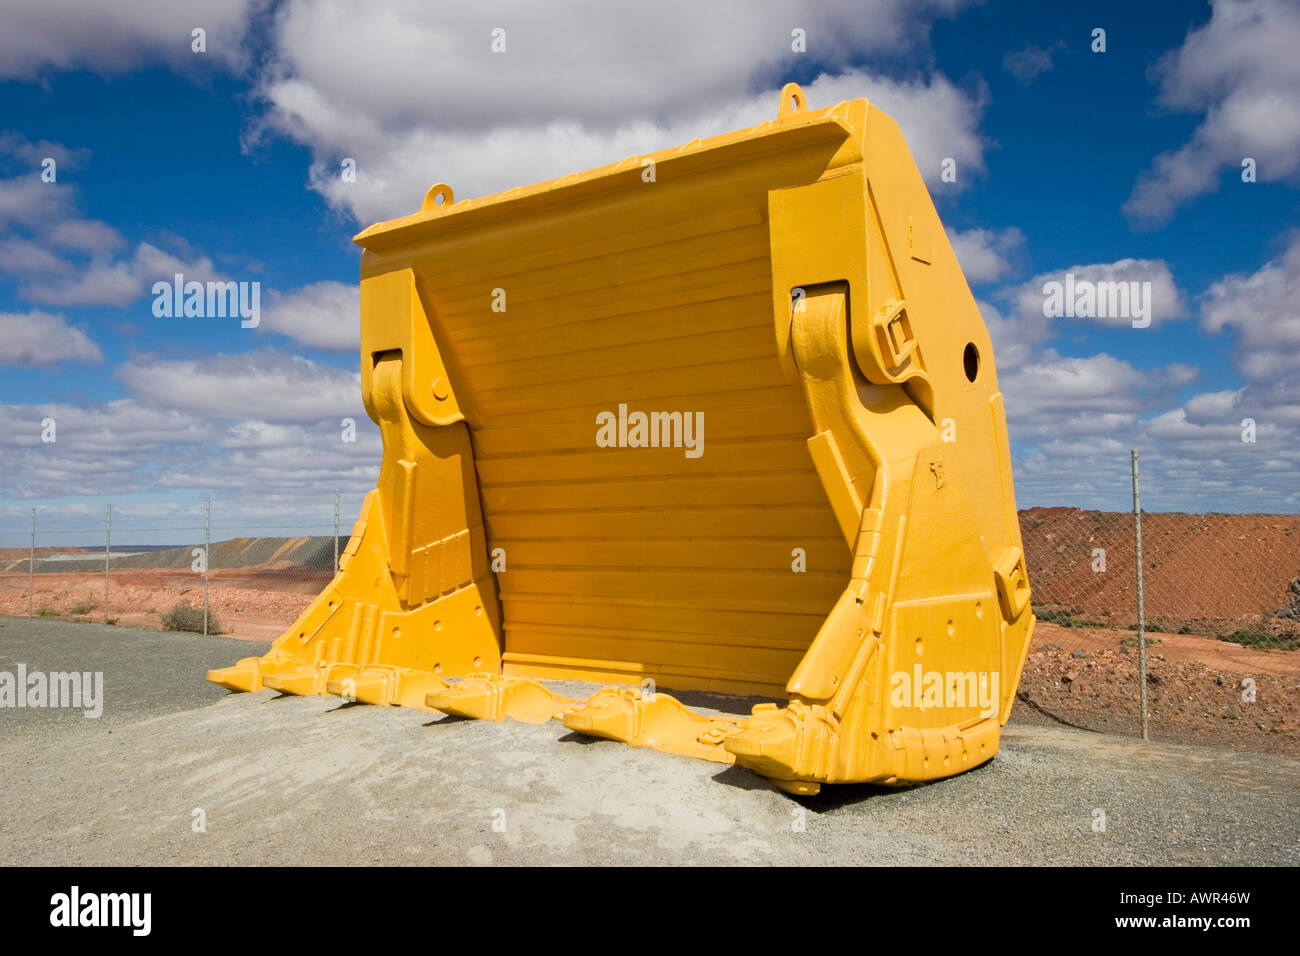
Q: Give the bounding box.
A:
[0,0,1297,544]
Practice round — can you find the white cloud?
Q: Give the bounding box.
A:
[0,0,257,79]
[11,240,224,308]
[0,238,69,275]
[999,350,1194,432]
[0,397,379,505]
[1002,41,1065,86]
[970,245,1300,511]
[981,258,1187,382]
[46,218,125,253]
[0,132,89,170]
[1004,259,1186,342]
[0,399,212,451]
[947,226,1024,283]
[116,349,363,423]
[1200,232,1300,381]
[258,281,359,350]
[288,69,990,226]
[0,310,102,365]
[0,399,214,498]
[0,161,226,309]
[251,0,986,223]
[0,173,73,230]
[1125,0,1300,225]
[988,236,1300,511]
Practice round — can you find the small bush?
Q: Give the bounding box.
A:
[1120,634,1161,648]
[1218,630,1299,652]
[37,606,58,617]
[161,601,220,634]
[70,601,93,616]
[1035,606,1106,629]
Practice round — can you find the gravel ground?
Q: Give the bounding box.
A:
[1,617,1296,866]
[1020,642,1300,755]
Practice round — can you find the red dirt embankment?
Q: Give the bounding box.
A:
[0,568,329,641]
[1020,507,1300,631]
[1022,623,1298,755]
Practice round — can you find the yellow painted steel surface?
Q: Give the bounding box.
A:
[208,84,1035,792]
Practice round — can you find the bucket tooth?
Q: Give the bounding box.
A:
[331,665,450,709]
[427,675,576,723]
[562,688,745,764]
[770,779,822,796]
[207,658,263,693]
[325,674,367,700]
[262,666,327,697]
[723,701,839,782]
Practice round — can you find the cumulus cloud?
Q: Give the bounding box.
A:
[115,348,363,423]
[285,68,990,225]
[0,170,73,230]
[46,218,125,253]
[0,0,257,79]
[971,247,1300,511]
[0,310,102,365]
[947,226,1024,283]
[999,350,1195,430]
[1002,41,1065,86]
[981,258,1187,382]
[250,0,986,223]
[0,132,89,171]
[15,241,225,308]
[1200,231,1300,382]
[258,280,360,350]
[0,399,214,499]
[996,259,1186,353]
[986,234,1300,511]
[1125,0,1300,226]
[0,397,379,507]
[0,161,224,308]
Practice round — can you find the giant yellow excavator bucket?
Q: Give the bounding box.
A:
[209,85,1035,794]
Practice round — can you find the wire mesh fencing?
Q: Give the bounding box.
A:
[1,470,1296,753]
[1017,506,1157,738]
[0,493,368,638]
[1017,481,1299,750]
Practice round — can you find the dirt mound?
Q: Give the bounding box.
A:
[23,536,337,574]
[0,568,324,640]
[1020,507,1300,634]
[0,546,93,571]
[1020,639,1299,756]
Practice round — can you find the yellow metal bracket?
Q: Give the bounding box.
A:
[563,688,745,764]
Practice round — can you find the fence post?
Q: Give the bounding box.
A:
[29,508,35,618]
[203,495,211,637]
[104,504,111,623]
[1131,450,1148,741]
[334,488,340,570]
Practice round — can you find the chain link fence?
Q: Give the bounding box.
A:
[0,492,368,640]
[1016,453,1299,753]
[1,462,1296,754]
